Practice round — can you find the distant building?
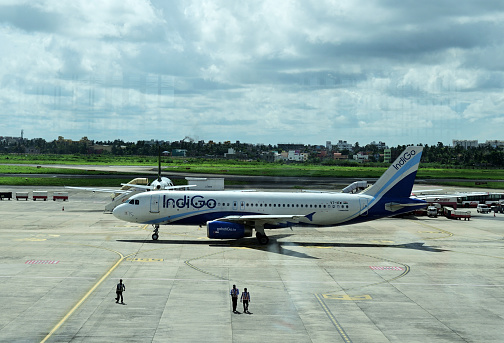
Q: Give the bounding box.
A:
[353,152,369,162]
[261,151,278,162]
[484,140,504,148]
[336,140,353,151]
[287,150,308,162]
[224,148,238,159]
[326,141,332,151]
[0,136,22,144]
[317,151,328,158]
[172,149,187,157]
[333,153,348,160]
[384,149,391,163]
[453,140,478,149]
[370,141,388,149]
[90,144,112,153]
[275,150,308,162]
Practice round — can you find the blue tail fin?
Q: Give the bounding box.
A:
[362,146,423,199]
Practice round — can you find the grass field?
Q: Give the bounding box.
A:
[0,154,162,166]
[427,181,504,190]
[0,177,135,187]
[1,154,504,188]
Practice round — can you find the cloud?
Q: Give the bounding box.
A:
[1,0,504,146]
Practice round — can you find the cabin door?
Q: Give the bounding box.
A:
[150,194,160,213]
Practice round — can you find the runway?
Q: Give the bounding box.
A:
[1,187,504,342]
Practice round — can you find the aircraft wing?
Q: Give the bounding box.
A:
[120,183,152,190]
[119,184,197,190]
[65,186,131,194]
[215,213,314,226]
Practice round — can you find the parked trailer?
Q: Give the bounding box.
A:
[33,191,48,201]
[53,192,69,201]
[16,192,29,200]
[0,191,13,200]
[444,206,471,220]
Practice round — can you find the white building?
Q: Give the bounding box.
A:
[453,140,479,149]
[353,152,369,162]
[287,150,308,162]
[336,140,353,151]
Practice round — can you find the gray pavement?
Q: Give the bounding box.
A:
[1,186,504,342]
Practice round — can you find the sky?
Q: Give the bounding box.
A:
[1,0,504,147]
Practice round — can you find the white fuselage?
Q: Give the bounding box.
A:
[113,190,373,228]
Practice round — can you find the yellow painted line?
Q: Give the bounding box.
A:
[409,219,454,239]
[40,248,134,343]
[323,294,372,301]
[15,238,47,242]
[126,258,164,262]
[314,294,352,343]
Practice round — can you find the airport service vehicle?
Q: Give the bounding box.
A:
[427,206,438,218]
[113,146,426,244]
[443,207,471,220]
[477,204,491,213]
[33,191,48,201]
[0,191,12,200]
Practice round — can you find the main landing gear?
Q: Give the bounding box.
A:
[256,232,269,245]
[152,225,159,241]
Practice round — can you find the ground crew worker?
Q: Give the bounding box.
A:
[116,279,125,304]
[241,287,250,313]
[230,285,239,313]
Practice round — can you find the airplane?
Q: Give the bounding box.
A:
[67,150,194,212]
[113,146,427,244]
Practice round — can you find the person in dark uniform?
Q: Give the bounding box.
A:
[241,287,250,313]
[230,284,239,313]
[116,279,125,304]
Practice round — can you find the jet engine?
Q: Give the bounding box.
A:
[207,221,252,239]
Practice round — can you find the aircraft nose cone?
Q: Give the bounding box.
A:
[113,204,128,220]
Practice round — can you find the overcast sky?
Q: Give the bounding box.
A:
[1,0,503,146]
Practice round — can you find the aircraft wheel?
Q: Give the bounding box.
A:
[256,232,269,245]
[152,233,159,241]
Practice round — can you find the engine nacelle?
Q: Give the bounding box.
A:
[207,221,252,239]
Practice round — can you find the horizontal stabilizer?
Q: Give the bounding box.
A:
[385,202,426,212]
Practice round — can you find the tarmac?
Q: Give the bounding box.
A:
[1,186,504,342]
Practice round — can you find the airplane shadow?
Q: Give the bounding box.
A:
[117,235,317,259]
[117,235,448,259]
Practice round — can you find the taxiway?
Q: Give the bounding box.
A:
[0,187,503,342]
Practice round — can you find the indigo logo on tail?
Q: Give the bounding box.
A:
[392,149,416,171]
